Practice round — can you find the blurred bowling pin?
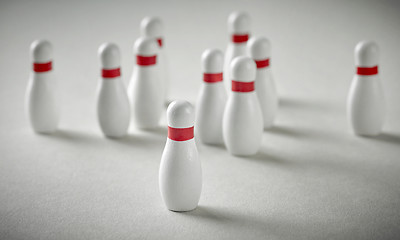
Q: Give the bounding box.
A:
[224,11,251,92]
[128,37,163,129]
[248,37,278,129]
[97,43,130,138]
[141,17,169,103]
[26,40,59,133]
[196,49,227,145]
[159,100,202,211]
[347,41,385,136]
[223,56,263,156]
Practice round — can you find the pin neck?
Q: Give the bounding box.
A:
[137,55,157,66]
[102,68,121,78]
[254,58,270,69]
[168,126,194,141]
[357,65,378,75]
[33,61,52,72]
[232,34,249,43]
[232,80,254,92]
[203,72,223,83]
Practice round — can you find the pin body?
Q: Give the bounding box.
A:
[196,49,227,145]
[223,56,263,156]
[128,37,163,129]
[248,37,278,129]
[159,101,202,212]
[347,41,384,136]
[26,40,59,133]
[97,43,130,138]
[141,17,168,103]
[224,11,250,92]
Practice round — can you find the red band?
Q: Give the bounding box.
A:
[102,68,121,78]
[157,38,163,47]
[168,126,194,141]
[33,61,52,72]
[232,34,249,43]
[137,55,157,66]
[203,73,223,83]
[232,80,254,92]
[357,65,378,75]
[255,59,270,68]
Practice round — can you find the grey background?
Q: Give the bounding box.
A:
[1,0,400,239]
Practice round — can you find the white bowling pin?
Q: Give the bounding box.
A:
[141,17,169,103]
[224,11,251,92]
[26,40,59,133]
[223,56,263,156]
[97,43,130,138]
[196,49,227,145]
[248,37,278,129]
[128,37,163,129]
[347,41,385,136]
[159,100,202,212]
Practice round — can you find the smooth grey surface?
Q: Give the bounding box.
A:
[1,0,400,239]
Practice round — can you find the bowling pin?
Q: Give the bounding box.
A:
[196,49,227,145]
[26,40,59,133]
[248,37,278,129]
[97,43,130,138]
[128,37,163,129]
[224,11,251,92]
[141,17,169,103]
[347,41,385,136]
[223,56,263,156]
[159,100,202,212]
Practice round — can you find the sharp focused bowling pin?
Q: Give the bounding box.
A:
[248,37,278,129]
[224,11,251,92]
[196,49,227,145]
[223,56,263,156]
[128,37,163,129]
[347,41,385,136]
[26,40,59,133]
[159,100,202,212]
[97,43,130,138]
[141,17,169,103]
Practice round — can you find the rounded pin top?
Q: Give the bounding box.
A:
[228,11,250,34]
[134,37,158,56]
[141,17,163,38]
[355,40,379,67]
[98,42,120,69]
[230,56,256,82]
[167,100,195,128]
[201,49,223,73]
[30,40,52,63]
[248,37,271,60]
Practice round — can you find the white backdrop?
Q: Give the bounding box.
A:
[1,0,400,239]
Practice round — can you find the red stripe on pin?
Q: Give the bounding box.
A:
[137,55,157,66]
[357,65,378,75]
[203,73,223,83]
[33,61,52,72]
[255,59,270,68]
[168,126,194,141]
[232,80,254,92]
[232,34,249,43]
[157,38,163,47]
[102,68,120,78]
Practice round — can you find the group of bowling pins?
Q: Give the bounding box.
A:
[26,11,386,212]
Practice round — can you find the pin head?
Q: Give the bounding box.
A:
[230,56,256,82]
[228,11,250,34]
[248,37,271,60]
[98,43,120,69]
[167,100,194,128]
[355,41,379,67]
[134,37,158,56]
[201,49,223,73]
[141,17,163,38]
[31,40,52,63]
